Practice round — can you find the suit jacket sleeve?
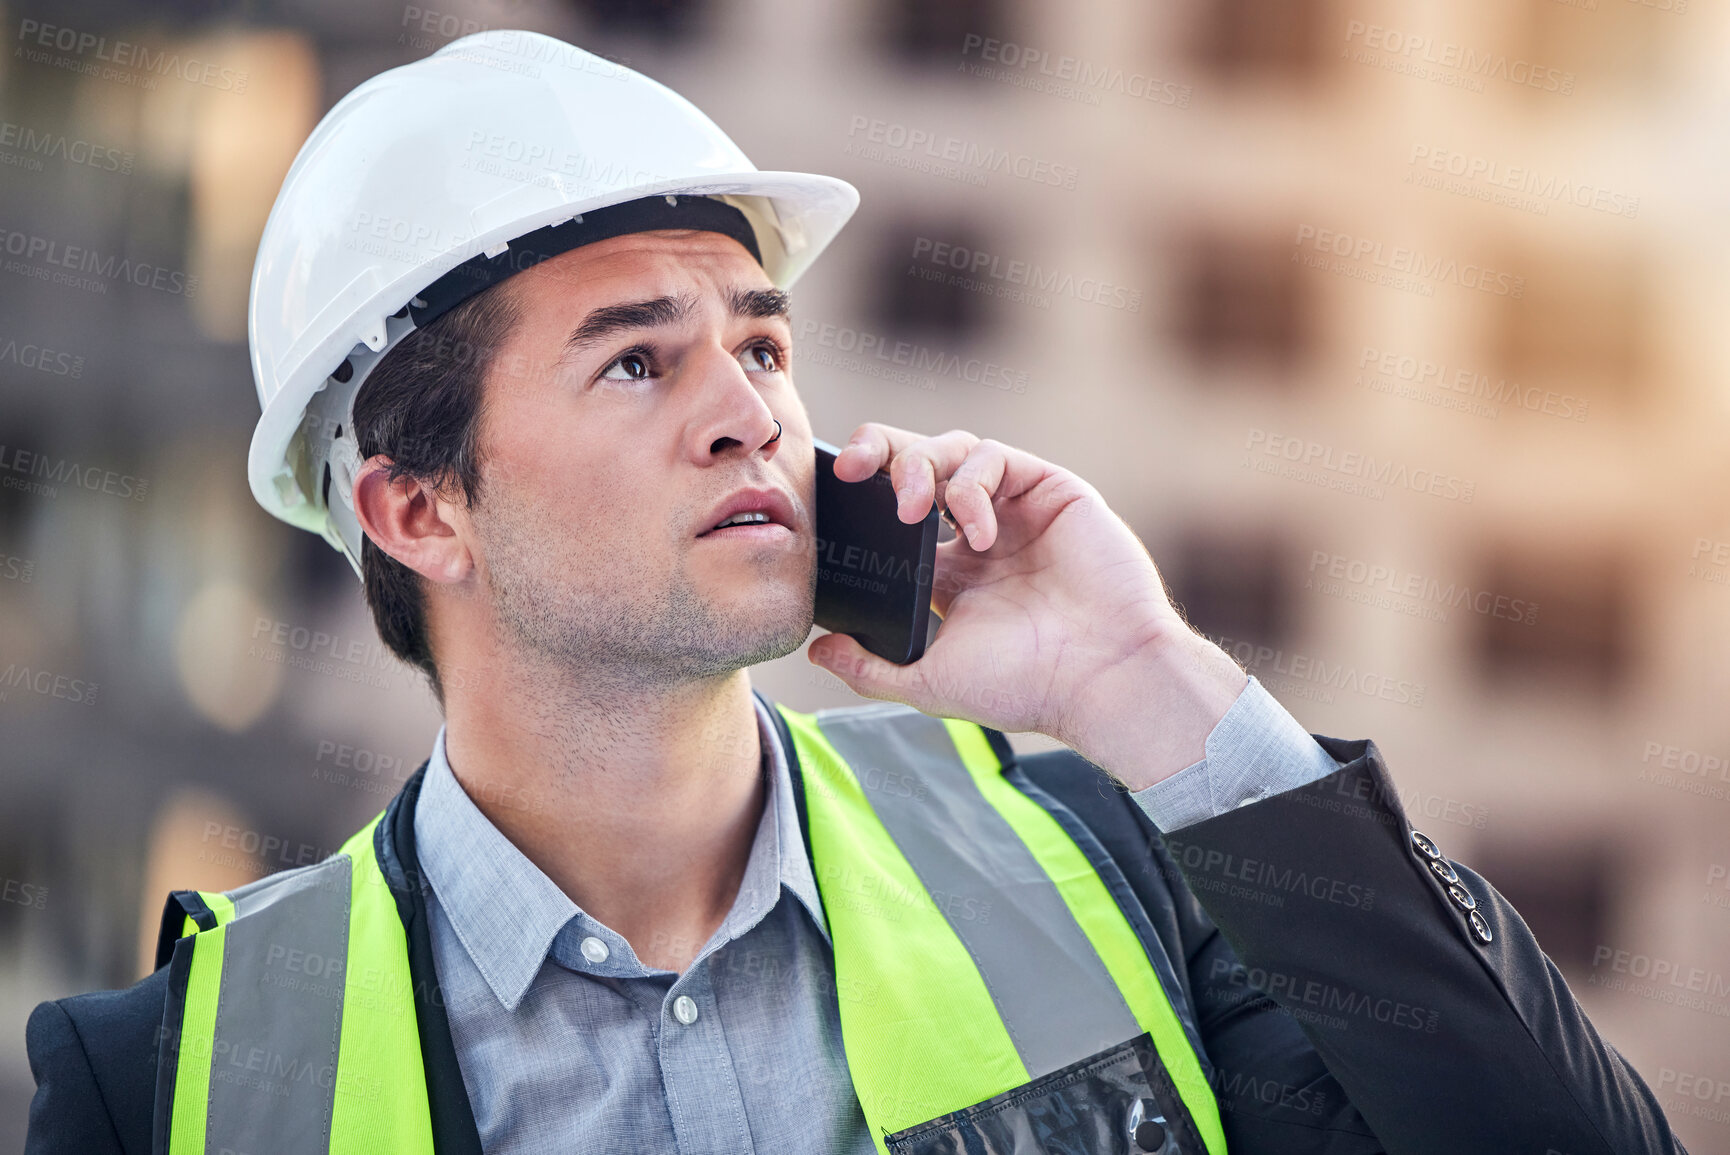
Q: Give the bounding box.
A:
[25,966,167,1155]
[1162,734,1686,1155]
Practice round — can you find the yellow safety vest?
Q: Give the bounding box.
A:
[155,701,1227,1155]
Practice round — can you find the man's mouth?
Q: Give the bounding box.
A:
[696,486,798,539]
[714,511,774,529]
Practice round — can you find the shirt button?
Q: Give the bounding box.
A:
[580,936,609,964]
[673,995,699,1025]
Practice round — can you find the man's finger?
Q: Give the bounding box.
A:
[832,422,923,481]
[888,430,979,523]
[943,442,1009,549]
[945,439,1058,551]
[836,425,982,523]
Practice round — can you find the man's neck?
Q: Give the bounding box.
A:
[440,659,767,975]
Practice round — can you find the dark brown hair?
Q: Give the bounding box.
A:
[349,282,521,705]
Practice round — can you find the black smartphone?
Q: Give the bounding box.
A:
[812,437,941,665]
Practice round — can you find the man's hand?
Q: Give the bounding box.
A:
[805,423,1248,791]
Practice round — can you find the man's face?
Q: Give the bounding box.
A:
[452,227,816,685]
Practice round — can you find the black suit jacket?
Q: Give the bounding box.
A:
[26,717,1688,1154]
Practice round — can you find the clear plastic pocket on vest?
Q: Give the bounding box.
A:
[883,1033,1202,1155]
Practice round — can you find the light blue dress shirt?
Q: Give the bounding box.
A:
[412,676,1338,1152]
[1130,675,1344,831]
[414,695,877,1154]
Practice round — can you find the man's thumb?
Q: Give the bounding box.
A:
[807,632,923,707]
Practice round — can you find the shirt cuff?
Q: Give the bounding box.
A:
[1129,675,1343,833]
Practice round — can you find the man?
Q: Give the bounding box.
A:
[26,30,1684,1155]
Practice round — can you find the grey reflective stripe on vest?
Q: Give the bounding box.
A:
[205,855,353,1155]
[814,704,1143,1080]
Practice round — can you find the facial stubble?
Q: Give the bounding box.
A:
[473,479,817,689]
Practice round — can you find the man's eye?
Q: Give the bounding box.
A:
[741,342,782,373]
[600,351,652,381]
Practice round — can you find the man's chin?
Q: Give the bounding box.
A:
[707,592,815,669]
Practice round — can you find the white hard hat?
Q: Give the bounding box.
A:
[247,30,859,577]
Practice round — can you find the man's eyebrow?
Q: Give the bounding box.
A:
[564,294,693,352]
[561,287,789,354]
[729,286,791,320]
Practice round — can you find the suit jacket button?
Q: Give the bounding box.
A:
[1468,909,1493,944]
[1427,857,1459,885]
[1447,884,1477,912]
[1411,830,1443,860]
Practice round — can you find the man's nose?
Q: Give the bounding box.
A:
[689,347,780,461]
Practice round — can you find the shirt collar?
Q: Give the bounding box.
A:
[413,690,828,1012]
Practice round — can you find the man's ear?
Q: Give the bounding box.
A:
[351,455,473,585]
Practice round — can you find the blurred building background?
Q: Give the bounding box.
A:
[2,0,1728,1147]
